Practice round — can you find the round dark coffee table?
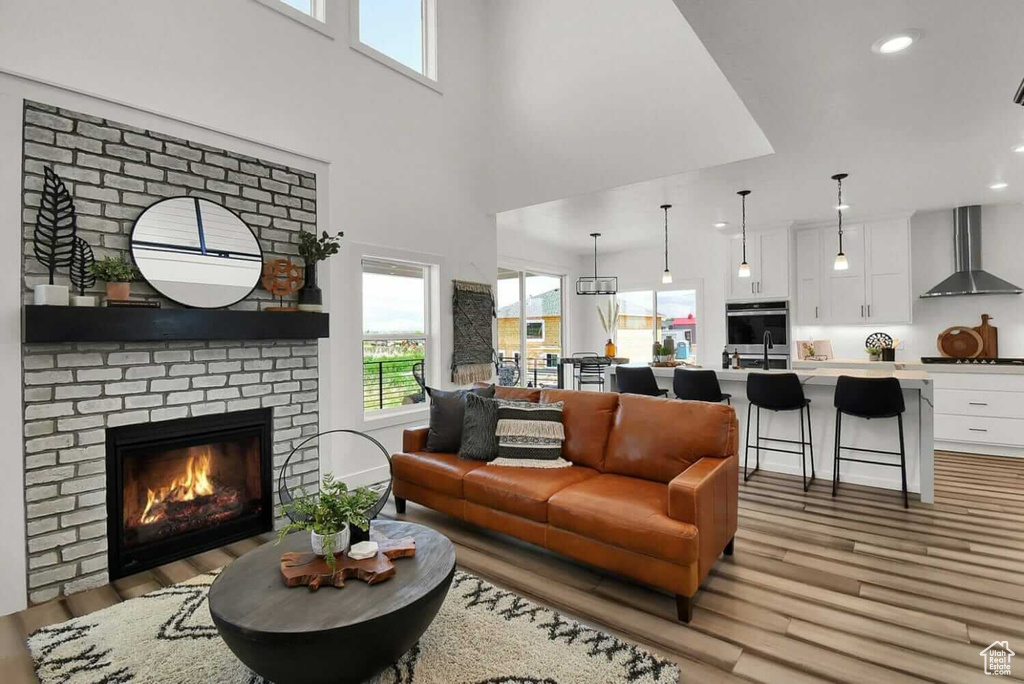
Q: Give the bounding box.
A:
[209,520,455,684]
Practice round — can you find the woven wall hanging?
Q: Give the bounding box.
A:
[451,279,497,385]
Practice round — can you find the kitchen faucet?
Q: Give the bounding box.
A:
[762,331,774,370]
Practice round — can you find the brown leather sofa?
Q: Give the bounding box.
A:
[391,386,739,622]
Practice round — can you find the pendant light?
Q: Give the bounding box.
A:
[832,173,849,271]
[576,233,618,295]
[660,204,673,284]
[737,190,752,278]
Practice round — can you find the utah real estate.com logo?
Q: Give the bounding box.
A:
[980,641,1015,676]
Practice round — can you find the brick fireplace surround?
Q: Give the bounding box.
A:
[20,101,322,604]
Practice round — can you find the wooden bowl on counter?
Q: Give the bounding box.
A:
[937,326,984,358]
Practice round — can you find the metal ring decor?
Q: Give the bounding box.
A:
[277,429,393,525]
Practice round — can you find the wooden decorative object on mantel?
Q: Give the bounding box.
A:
[261,258,303,311]
[280,534,416,591]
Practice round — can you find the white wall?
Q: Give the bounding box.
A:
[794,203,1024,360]
[0,0,494,614]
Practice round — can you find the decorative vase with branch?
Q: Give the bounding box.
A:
[89,254,140,302]
[32,167,77,305]
[68,237,97,307]
[598,299,619,357]
[297,229,344,312]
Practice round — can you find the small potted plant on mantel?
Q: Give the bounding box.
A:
[89,254,140,303]
[297,228,344,312]
[277,474,378,568]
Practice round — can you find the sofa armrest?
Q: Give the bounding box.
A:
[667,455,738,577]
[402,426,430,453]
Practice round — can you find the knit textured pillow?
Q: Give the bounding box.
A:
[491,399,570,468]
[458,393,499,461]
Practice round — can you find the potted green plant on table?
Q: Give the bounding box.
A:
[89,254,140,302]
[277,474,378,569]
[297,229,344,312]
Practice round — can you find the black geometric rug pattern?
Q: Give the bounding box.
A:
[28,570,678,684]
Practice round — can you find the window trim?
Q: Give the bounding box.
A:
[349,0,442,93]
[356,246,442,428]
[251,0,335,39]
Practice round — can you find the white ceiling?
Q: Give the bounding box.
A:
[497,0,1024,255]
[485,0,773,215]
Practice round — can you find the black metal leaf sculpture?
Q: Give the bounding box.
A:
[69,236,96,296]
[33,167,77,284]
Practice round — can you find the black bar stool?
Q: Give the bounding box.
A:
[833,375,908,508]
[616,366,668,396]
[672,369,731,404]
[745,373,815,491]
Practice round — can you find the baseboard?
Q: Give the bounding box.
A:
[935,441,1024,459]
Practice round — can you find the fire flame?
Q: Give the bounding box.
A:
[139,447,216,525]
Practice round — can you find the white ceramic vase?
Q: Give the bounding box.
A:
[310,525,350,557]
[69,295,97,307]
[33,284,69,306]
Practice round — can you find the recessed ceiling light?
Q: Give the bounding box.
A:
[835,204,850,211]
[872,31,919,55]
[714,222,728,228]
[990,182,1009,190]
[1014,144,1024,153]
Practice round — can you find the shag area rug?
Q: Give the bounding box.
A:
[28,570,679,684]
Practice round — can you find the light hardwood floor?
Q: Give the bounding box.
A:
[3,451,1023,683]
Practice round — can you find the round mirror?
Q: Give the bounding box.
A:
[130,197,263,309]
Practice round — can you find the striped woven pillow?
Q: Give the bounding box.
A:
[492,399,570,468]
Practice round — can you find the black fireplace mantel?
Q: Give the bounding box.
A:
[23,305,329,343]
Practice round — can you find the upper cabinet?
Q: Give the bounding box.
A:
[726,229,790,301]
[793,216,912,325]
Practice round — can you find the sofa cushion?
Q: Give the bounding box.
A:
[493,385,542,403]
[425,385,495,453]
[459,393,499,461]
[464,465,598,522]
[547,474,699,565]
[392,450,484,498]
[540,389,619,470]
[495,399,565,461]
[603,394,737,483]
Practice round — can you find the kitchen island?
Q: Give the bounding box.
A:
[606,365,934,503]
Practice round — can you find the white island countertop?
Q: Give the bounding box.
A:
[606,364,934,503]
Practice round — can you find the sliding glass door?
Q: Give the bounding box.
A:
[496,268,564,388]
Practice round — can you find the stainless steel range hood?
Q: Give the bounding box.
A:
[920,205,1023,298]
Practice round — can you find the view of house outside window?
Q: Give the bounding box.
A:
[362,258,428,413]
[497,270,563,387]
[614,289,699,364]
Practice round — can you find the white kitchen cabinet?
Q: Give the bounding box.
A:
[865,219,912,324]
[726,229,789,301]
[933,372,1024,457]
[793,216,912,325]
[794,229,821,323]
[823,223,866,322]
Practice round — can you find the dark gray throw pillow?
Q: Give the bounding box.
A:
[425,384,496,453]
[459,393,499,461]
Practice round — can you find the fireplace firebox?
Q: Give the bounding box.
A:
[106,408,273,579]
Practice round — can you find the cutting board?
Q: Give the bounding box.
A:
[974,314,998,358]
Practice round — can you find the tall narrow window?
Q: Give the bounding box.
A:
[362,258,428,414]
[496,268,564,388]
[615,291,656,364]
[657,290,699,363]
[352,0,438,84]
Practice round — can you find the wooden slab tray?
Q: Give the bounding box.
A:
[280,536,416,591]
